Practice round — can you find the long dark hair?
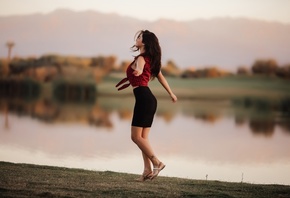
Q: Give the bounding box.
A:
[131,30,162,79]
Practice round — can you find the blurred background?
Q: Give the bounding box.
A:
[1,0,290,185]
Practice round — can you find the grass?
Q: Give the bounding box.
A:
[99,74,290,100]
[1,161,290,198]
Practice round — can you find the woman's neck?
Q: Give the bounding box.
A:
[139,46,145,54]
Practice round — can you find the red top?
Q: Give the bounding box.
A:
[116,55,151,91]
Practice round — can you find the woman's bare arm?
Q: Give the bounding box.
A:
[133,56,145,76]
[157,71,177,102]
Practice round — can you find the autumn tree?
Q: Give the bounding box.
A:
[251,59,278,75]
[119,60,132,72]
[181,67,195,78]
[182,67,231,78]
[0,59,9,77]
[161,60,181,77]
[276,64,290,79]
[237,66,251,75]
[90,55,116,72]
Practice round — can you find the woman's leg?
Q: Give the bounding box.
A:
[131,126,163,174]
[141,127,153,172]
[131,126,158,163]
[131,126,153,180]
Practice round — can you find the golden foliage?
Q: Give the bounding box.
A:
[161,60,181,77]
[181,67,232,78]
[3,54,117,83]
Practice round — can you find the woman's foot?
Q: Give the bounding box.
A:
[150,162,165,180]
[136,170,153,182]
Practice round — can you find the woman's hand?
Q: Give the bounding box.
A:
[170,93,178,103]
[157,71,177,103]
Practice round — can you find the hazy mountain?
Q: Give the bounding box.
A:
[1,9,290,71]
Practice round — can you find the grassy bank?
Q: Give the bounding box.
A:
[99,74,290,100]
[1,161,289,198]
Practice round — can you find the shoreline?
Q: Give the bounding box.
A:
[1,161,289,198]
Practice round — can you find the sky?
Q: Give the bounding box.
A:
[0,0,290,24]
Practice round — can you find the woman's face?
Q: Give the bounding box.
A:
[135,33,144,47]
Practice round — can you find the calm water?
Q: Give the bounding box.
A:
[1,95,290,185]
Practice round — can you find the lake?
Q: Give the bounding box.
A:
[1,94,290,185]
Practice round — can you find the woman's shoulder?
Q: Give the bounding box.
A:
[135,55,150,64]
[138,55,151,62]
[135,55,145,59]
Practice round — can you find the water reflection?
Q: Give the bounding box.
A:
[232,97,290,137]
[1,94,290,136]
[1,92,290,185]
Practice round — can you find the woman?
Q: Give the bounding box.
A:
[116,30,177,181]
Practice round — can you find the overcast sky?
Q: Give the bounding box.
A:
[0,0,290,23]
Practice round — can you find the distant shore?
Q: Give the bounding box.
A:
[1,161,289,198]
[99,75,290,99]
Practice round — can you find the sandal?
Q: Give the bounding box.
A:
[136,171,153,182]
[150,162,165,180]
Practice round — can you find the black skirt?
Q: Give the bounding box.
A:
[132,86,157,127]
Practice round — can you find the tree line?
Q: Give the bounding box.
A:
[0,54,116,82]
[179,59,290,79]
[0,54,289,82]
